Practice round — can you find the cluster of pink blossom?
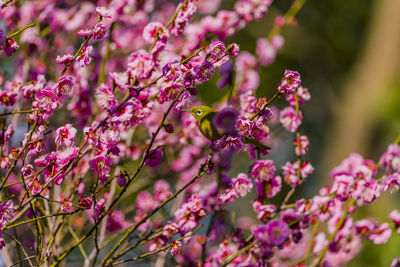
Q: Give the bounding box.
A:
[0,0,399,266]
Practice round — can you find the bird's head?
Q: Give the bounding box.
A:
[188,106,217,121]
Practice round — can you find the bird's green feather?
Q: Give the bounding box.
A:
[190,106,221,141]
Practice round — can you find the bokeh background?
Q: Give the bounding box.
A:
[197,0,400,266]
[1,0,399,265]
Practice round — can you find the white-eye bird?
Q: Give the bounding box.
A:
[188,105,270,151]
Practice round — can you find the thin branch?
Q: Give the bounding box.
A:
[311,198,356,267]
[394,134,400,145]
[3,212,74,230]
[249,91,281,121]
[0,109,42,117]
[268,0,307,38]
[1,0,13,8]
[294,220,320,266]
[109,224,203,266]
[221,240,256,266]
[98,22,115,85]
[0,121,37,191]
[68,226,88,260]
[7,23,35,39]
[3,232,34,267]
[57,17,102,81]
[10,255,36,267]
[102,159,209,266]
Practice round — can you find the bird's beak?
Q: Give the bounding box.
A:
[182,109,191,112]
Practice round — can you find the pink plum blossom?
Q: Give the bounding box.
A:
[280,106,302,133]
[55,124,77,147]
[232,173,253,197]
[251,160,276,183]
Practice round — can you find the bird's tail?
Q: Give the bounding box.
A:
[243,136,271,151]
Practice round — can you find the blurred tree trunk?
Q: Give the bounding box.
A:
[322,0,400,177]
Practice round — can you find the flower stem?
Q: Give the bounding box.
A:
[102,157,208,266]
[394,134,400,145]
[268,0,307,38]
[0,109,41,116]
[98,22,114,85]
[7,23,35,39]
[221,240,256,266]
[165,0,190,29]
[109,224,203,266]
[57,17,102,81]
[249,91,281,121]
[0,121,38,191]
[312,198,356,266]
[3,212,72,230]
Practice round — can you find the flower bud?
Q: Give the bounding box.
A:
[164,123,174,133]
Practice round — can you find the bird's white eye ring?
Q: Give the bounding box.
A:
[195,109,203,116]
